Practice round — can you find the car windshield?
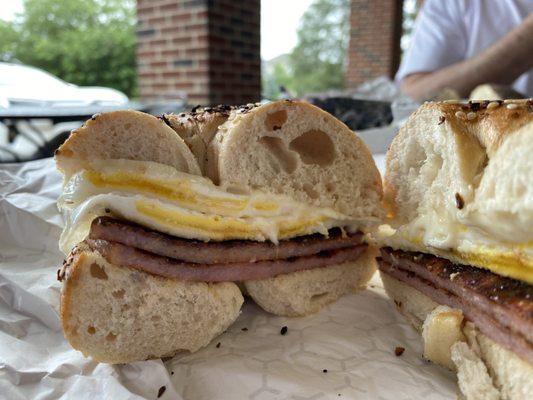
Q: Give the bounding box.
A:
[0,64,69,87]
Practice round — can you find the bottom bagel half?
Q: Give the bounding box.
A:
[58,217,376,363]
[377,248,533,400]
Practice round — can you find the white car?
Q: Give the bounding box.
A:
[0,62,129,108]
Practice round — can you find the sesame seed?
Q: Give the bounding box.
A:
[450,272,460,280]
[487,101,500,110]
[444,99,460,104]
[466,112,477,120]
[216,342,221,348]
[506,103,518,110]
[455,111,466,119]
[280,326,288,335]
[322,369,328,373]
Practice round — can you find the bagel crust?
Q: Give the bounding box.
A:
[55,101,384,362]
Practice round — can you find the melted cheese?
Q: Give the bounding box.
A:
[459,247,533,284]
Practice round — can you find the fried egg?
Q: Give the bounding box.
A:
[58,159,367,253]
[380,205,533,284]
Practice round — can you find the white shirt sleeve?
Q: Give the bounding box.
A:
[396,0,468,83]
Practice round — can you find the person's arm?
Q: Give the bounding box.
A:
[402,13,533,101]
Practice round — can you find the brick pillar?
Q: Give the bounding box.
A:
[136,0,261,106]
[346,0,403,87]
[208,1,261,105]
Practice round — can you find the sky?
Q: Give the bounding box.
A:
[260,0,313,60]
[0,0,23,22]
[0,0,312,61]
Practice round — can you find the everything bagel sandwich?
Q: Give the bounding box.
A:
[55,100,384,363]
[377,100,533,399]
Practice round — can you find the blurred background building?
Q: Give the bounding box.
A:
[1,0,421,107]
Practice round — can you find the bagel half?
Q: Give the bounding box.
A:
[55,100,384,363]
[377,99,533,400]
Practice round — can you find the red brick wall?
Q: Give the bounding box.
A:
[346,0,403,86]
[136,0,261,106]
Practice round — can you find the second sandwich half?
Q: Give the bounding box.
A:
[55,100,384,363]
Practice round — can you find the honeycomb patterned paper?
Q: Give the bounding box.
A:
[0,157,456,400]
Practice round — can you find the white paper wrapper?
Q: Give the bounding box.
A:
[0,157,456,399]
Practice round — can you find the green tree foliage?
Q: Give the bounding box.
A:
[0,0,137,97]
[263,0,350,98]
[0,21,18,56]
[290,0,350,95]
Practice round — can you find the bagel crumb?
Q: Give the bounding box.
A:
[450,272,460,280]
[395,347,405,356]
